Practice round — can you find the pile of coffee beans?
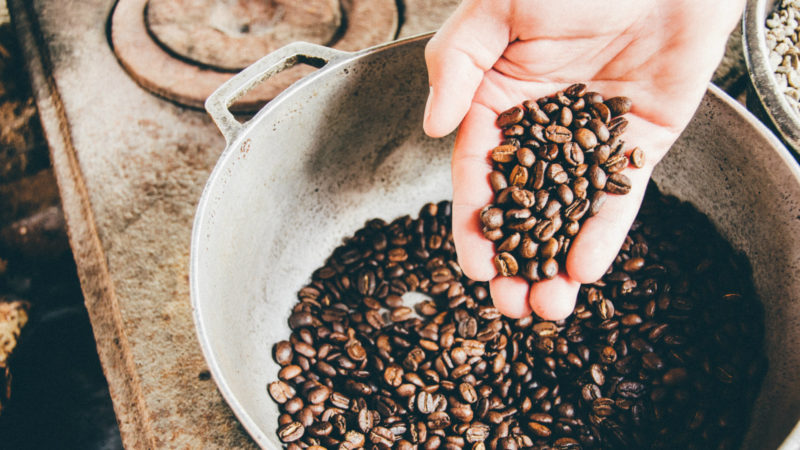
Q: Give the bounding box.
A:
[481,84,644,281]
[268,185,765,449]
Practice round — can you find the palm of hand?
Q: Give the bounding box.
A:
[424,0,742,319]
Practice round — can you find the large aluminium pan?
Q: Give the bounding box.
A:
[191,34,800,448]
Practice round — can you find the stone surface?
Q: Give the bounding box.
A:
[11,0,255,447]
[146,0,342,70]
[400,0,460,37]
[113,0,398,110]
[9,0,453,447]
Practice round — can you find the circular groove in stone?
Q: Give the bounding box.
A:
[146,0,343,71]
[111,0,398,111]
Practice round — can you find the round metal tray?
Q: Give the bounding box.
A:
[744,0,800,154]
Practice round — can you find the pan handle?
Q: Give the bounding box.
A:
[205,42,348,143]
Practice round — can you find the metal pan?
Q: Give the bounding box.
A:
[192,34,800,448]
[744,0,800,155]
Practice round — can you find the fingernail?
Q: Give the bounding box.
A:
[424,86,433,123]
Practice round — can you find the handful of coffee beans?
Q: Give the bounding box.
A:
[268,186,764,449]
[482,84,645,281]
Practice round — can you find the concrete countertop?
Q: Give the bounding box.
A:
[7,0,459,447]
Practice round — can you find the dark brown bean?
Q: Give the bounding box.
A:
[509,165,529,187]
[574,128,598,150]
[630,147,645,168]
[480,207,504,230]
[588,118,610,142]
[274,340,293,366]
[516,147,536,167]
[587,164,607,190]
[541,258,559,279]
[491,144,518,163]
[497,106,524,128]
[605,96,632,116]
[269,381,295,404]
[545,124,572,143]
[278,422,305,443]
[494,252,519,276]
[606,172,632,195]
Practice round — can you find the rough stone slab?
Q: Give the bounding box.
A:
[6,0,457,448]
[9,0,255,447]
[399,0,459,37]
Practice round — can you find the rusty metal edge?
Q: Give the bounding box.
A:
[6,0,155,448]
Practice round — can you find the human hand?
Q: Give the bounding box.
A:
[423,0,744,319]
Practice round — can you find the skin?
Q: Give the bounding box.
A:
[423,0,745,320]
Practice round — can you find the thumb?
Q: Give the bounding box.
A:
[423,1,510,138]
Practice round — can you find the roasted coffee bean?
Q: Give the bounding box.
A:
[663,367,688,385]
[589,145,610,167]
[522,260,540,282]
[603,153,628,173]
[587,164,607,190]
[556,184,574,206]
[539,238,559,260]
[641,352,665,371]
[308,421,333,437]
[545,124,572,143]
[269,381,295,404]
[605,96,632,116]
[308,386,331,405]
[274,340,293,366]
[564,220,580,237]
[385,364,404,387]
[585,190,605,217]
[497,106,524,128]
[546,163,569,185]
[606,173,632,195]
[539,143,560,162]
[574,128,598,150]
[491,145,518,164]
[564,199,589,221]
[459,382,478,404]
[516,147,536,167]
[270,184,763,450]
[427,411,452,430]
[617,381,645,398]
[559,106,574,127]
[480,207,504,230]
[509,165,529,187]
[279,365,302,381]
[490,171,508,193]
[289,311,314,329]
[532,218,559,242]
[370,426,396,446]
[494,252,519,276]
[593,397,615,417]
[497,232,521,252]
[630,147,645,168]
[511,189,535,208]
[588,118,610,143]
[278,422,305,443]
[504,124,525,136]
[592,102,611,122]
[541,258,559,279]
[562,142,584,166]
[572,177,589,200]
[531,160,547,190]
[505,208,531,220]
